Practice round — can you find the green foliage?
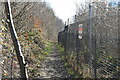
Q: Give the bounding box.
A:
[64,61,82,78]
[59,46,64,54]
[28,31,36,36]
[66,68,74,75]
[42,42,53,55]
[56,44,83,78]
[38,55,45,60]
[56,43,64,54]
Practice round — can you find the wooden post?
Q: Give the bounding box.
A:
[4,0,28,79]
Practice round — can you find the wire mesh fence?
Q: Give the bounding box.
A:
[58,2,120,79]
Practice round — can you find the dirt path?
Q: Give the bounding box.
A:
[38,44,69,79]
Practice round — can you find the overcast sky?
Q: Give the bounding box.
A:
[45,0,118,22]
[45,0,85,22]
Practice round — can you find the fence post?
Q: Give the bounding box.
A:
[89,2,94,78]
[75,15,79,71]
[118,1,120,79]
[75,15,77,53]
[64,21,69,54]
[93,35,97,78]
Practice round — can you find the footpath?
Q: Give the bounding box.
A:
[38,44,69,79]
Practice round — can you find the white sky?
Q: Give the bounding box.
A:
[45,0,85,22]
[45,0,116,22]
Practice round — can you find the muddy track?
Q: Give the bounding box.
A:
[38,44,70,79]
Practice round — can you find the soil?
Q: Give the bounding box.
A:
[38,44,70,79]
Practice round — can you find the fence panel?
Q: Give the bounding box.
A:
[58,2,120,78]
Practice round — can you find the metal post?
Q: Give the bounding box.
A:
[93,35,97,78]
[89,2,93,78]
[64,21,68,54]
[75,15,77,53]
[74,15,79,70]
[118,1,120,79]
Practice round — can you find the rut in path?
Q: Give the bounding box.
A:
[39,44,70,78]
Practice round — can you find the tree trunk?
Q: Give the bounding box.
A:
[4,0,28,79]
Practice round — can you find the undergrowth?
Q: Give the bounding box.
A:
[42,41,53,55]
[56,44,83,79]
